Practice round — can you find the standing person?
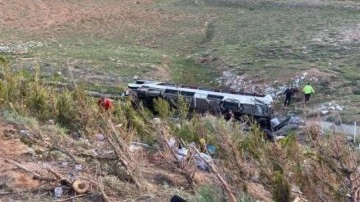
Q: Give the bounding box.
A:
[303,83,315,103]
[283,88,294,107]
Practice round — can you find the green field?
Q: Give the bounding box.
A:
[1,0,359,119]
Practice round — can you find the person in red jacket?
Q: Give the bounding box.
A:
[97,97,113,110]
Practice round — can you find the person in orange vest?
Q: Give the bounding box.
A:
[97,97,113,110]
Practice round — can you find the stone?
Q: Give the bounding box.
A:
[96,134,105,141]
[281,125,299,132]
[291,184,302,194]
[275,91,283,97]
[153,118,161,124]
[335,105,343,111]
[20,130,31,137]
[48,119,55,125]
[321,110,329,115]
[251,171,260,183]
[129,144,142,152]
[75,165,82,170]
[275,136,286,141]
[167,137,176,148]
[328,106,335,110]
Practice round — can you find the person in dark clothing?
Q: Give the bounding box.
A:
[284,88,294,107]
[224,109,234,121]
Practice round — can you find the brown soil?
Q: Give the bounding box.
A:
[0,0,193,39]
[0,124,41,191]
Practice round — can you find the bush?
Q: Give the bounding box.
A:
[26,85,53,122]
[56,91,80,128]
[195,185,226,202]
[272,172,291,202]
[154,97,172,118]
[0,57,22,107]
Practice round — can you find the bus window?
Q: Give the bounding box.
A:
[222,99,239,112]
[207,94,224,100]
[163,89,179,94]
[147,88,163,96]
[157,82,176,87]
[135,81,145,84]
[180,91,195,97]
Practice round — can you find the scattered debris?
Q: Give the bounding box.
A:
[171,194,187,202]
[75,165,82,171]
[193,153,212,171]
[95,133,106,141]
[20,129,31,137]
[129,142,150,152]
[54,186,63,198]
[72,180,90,194]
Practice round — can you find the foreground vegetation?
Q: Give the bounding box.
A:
[1,56,360,202]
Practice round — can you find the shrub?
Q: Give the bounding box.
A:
[0,56,22,107]
[195,185,226,202]
[56,90,80,128]
[272,172,291,202]
[25,85,54,122]
[154,97,172,118]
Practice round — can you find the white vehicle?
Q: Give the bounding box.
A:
[128,80,272,106]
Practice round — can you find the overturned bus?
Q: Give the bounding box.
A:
[128,80,286,140]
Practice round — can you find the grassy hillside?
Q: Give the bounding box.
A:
[1,0,358,82]
[0,1,360,201]
[0,0,360,109]
[1,0,359,121]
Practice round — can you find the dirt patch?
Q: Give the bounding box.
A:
[313,24,360,45]
[0,0,195,38]
[246,68,335,89]
[302,68,334,79]
[0,124,41,191]
[144,64,171,81]
[246,182,272,201]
